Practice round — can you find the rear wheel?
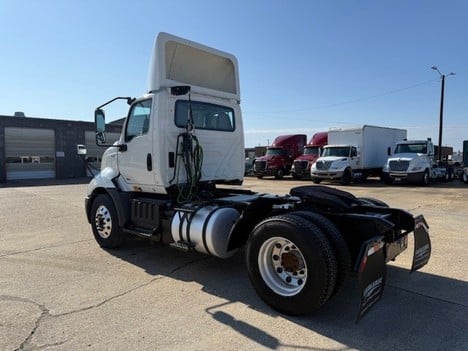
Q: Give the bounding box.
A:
[90,194,123,249]
[246,214,337,315]
[312,177,321,184]
[291,211,351,296]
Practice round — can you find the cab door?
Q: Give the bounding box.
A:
[117,98,155,187]
[350,146,360,169]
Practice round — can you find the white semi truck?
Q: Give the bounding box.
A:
[84,33,431,320]
[310,125,407,185]
[382,138,454,185]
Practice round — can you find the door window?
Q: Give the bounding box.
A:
[125,99,152,142]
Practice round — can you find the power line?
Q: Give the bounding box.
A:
[245,78,439,115]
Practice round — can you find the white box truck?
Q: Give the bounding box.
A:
[311,125,407,185]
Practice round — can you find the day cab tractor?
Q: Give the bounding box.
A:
[254,134,306,179]
[291,131,328,180]
[85,32,431,320]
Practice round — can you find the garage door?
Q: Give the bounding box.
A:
[84,131,121,176]
[5,127,56,180]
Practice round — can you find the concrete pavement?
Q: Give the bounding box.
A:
[0,178,467,350]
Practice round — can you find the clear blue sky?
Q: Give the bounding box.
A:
[1,0,466,150]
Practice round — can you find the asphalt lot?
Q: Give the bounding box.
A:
[1,177,467,351]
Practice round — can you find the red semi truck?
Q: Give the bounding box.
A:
[254,134,307,179]
[291,132,328,179]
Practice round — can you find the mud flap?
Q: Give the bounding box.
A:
[411,215,431,272]
[356,236,386,322]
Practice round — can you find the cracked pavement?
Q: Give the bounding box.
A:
[0,178,467,350]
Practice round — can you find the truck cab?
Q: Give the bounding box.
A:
[254,134,306,179]
[382,139,449,185]
[90,33,245,197]
[291,132,328,179]
[311,145,360,184]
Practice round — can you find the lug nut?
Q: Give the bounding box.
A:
[285,276,292,283]
[273,255,279,261]
[276,267,283,273]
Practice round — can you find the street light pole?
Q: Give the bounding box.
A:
[431,66,455,164]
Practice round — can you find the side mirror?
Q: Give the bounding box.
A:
[95,109,106,145]
[77,144,87,155]
[95,109,106,133]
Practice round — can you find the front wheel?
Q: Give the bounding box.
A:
[90,194,124,249]
[246,214,337,315]
[275,168,285,179]
[312,177,321,184]
[341,168,352,185]
[422,169,430,186]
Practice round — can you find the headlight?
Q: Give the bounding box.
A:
[410,162,426,172]
[330,162,346,170]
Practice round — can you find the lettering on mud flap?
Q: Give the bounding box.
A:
[357,237,386,322]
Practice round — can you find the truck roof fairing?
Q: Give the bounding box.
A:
[148,32,240,101]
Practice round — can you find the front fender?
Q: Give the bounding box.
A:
[87,167,119,196]
[85,167,128,227]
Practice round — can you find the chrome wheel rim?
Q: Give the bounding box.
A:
[258,237,307,296]
[95,205,112,239]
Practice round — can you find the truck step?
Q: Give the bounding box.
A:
[169,241,195,252]
[123,227,156,238]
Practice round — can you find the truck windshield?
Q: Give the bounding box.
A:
[395,143,427,154]
[175,100,235,131]
[303,146,320,155]
[321,147,349,157]
[265,148,286,156]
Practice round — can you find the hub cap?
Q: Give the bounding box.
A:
[258,237,307,296]
[95,205,112,239]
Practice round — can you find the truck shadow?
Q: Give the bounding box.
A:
[107,239,467,351]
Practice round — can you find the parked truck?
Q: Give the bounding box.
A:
[85,32,431,320]
[382,138,455,185]
[254,134,306,179]
[291,132,328,179]
[310,125,407,185]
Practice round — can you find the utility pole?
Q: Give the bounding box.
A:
[431,66,455,163]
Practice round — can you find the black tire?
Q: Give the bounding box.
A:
[312,177,322,184]
[246,214,337,315]
[445,169,453,182]
[358,197,389,208]
[90,194,124,249]
[341,168,352,185]
[275,168,285,180]
[382,173,394,185]
[422,169,430,186]
[291,211,351,297]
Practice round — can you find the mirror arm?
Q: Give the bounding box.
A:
[96,96,134,110]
